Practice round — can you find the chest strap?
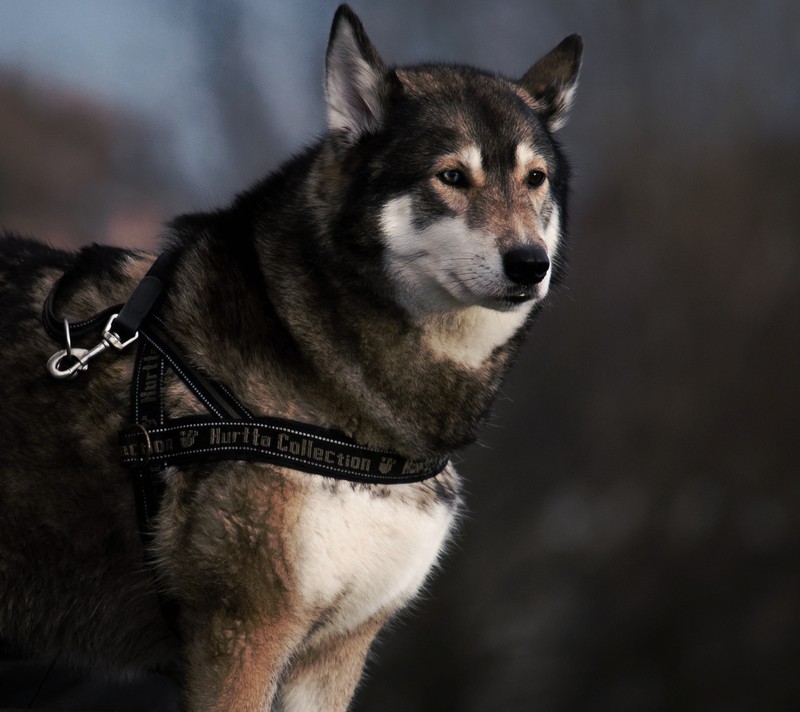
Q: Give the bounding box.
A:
[120,321,449,533]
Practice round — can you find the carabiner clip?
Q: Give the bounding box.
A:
[46,314,138,380]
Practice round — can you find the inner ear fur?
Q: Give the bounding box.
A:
[520,34,583,131]
[325,4,389,140]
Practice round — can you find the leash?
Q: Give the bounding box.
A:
[42,252,449,528]
[43,254,169,379]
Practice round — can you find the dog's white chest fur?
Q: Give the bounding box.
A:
[294,480,455,632]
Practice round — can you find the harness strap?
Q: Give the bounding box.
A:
[140,320,254,422]
[43,259,450,488]
[121,324,448,489]
[120,417,449,485]
[42,251,451,637]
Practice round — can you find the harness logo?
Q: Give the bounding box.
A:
[138,353,161,406]
[208,425,272,448]
[379,456,396,474]
[180,429,198,448]
[203,425,374,473]
[121,420,447,481]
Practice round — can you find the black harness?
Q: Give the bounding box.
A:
[42,255,450,550]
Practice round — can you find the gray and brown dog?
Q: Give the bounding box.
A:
[0,6,581,710]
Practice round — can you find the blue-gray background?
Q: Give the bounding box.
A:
[1,1,798,710]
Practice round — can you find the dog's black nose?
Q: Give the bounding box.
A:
[503,245,550,286]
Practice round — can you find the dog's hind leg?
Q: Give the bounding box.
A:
[278,616,386,712]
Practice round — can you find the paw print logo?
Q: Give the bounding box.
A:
[180,429,199,448]
[378,456,396,475]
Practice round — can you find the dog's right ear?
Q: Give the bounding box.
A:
[520,34,583,131]
[326,5,388,142]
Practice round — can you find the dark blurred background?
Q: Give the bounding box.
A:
[1,1,798,710]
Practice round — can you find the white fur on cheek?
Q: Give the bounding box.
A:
[380,196,497,311]
[380,198,460,310]
[380,196,537,368]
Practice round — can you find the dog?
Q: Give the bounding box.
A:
[0,6,581,710]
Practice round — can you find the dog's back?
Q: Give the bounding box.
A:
[0,238,179,668]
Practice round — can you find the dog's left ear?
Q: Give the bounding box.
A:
[520,34,583,131]
[326,5,388,141]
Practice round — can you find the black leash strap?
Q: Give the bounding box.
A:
[44,254,172,379]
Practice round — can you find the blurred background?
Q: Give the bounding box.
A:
[1,1,798,710]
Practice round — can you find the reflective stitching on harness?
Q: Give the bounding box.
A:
[137,470,150,523]
[158,357,166,426]
[122,420,409,457]
[121,442,445,481]
[215,381,254,420]
[141,332,226,420]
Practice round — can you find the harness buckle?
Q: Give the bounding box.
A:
[46,314,139,379]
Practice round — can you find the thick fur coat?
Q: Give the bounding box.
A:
[0,6,581,710]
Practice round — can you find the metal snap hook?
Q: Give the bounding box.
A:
[46,338,110,379]
[45,318,87,379]
[45,313,139,380]
[46,347,91,379]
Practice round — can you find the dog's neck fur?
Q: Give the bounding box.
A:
[160,157,527,459]
[152,11,582,463]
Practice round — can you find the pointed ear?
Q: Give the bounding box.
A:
[326,5,388,141]
[520,34,583,131]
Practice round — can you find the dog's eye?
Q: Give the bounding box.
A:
[526,170,547,189]
[438,169,469,189]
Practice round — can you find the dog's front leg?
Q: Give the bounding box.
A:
[182,611,305,712]
[278,616,386,712]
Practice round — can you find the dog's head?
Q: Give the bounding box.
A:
[324,5,581,318]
